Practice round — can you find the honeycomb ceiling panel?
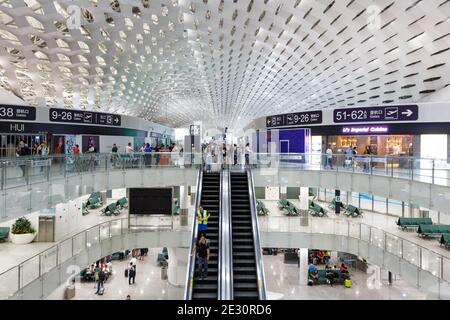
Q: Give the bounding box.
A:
[0,0,449,128]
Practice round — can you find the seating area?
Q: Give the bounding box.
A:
[328,198,345,211]
[157,247,169,267]
[309,201,327,217]
[82,195,102,215]
[101,202,121,216]
[397,218,433,230]
[309,269,350,286]
[256,200,270,216]
[172,198,180,215]
[115,197,128,209]
[440,234,450,249]
[278,199,301,216]
[0,227,10,242]
[418,225,450,238]
[344,204,363,218]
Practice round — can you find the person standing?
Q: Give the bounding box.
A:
[130,255,137,273]
[125,143,134,154]
[95,268,105,294]
[245,143,252,166]
[195,234,210,280]
[326,144,333,170]
[233,144,238,166]
[128,262,136,285]
[197,206,210,235]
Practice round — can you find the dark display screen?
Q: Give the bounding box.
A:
[128,188,172,215]
[49,108,121,126]
[0,105,36,121]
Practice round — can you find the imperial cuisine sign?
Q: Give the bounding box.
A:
[342,125,389,135]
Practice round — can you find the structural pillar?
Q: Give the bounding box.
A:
[299,187,309,226]
[299,248,309,286]
[180,185,189,226]
[190,185,196,206]
[167,248,189,287]
[335,190,341,215]
[280,186,287,200]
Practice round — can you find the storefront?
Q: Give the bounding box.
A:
[325,134,414,157]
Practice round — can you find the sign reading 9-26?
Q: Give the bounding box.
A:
[49,108,121,127]
[333,105,419,123]
[266,111,323,128]
[0,105,36,120]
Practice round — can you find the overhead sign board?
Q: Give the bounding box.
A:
[0,105,36,121]
[333,105,418,124]
[49,108,121,127]
[342,125,389,135]
[266,111,323,128]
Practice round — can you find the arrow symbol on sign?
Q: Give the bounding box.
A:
[402,109,413,117]
[114,117,119,123]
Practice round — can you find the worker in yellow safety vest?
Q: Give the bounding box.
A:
[197,206,210,233]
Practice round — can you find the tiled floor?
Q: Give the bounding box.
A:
[68,248,184,300]
[263,253,429,300]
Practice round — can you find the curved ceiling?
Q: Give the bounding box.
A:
[0,0,449,128]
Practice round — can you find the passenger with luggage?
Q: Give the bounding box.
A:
[128,263,136,285]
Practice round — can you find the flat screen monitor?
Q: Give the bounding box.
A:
[128,188,172,215]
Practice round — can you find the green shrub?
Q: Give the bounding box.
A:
[11,217,35,234]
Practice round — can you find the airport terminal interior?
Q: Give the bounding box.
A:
[1,0,450,302]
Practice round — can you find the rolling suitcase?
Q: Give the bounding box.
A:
[124,268,129,278]
[98,287,105,295]
[345,279,352,288]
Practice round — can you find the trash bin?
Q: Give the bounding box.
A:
[65,284,75,299]
[161,266,168,280]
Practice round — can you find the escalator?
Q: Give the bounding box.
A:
[191,171,221,300]
[230,172,260,299]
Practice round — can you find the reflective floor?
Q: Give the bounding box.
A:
[263,254,429,300]
[55,248,184,300]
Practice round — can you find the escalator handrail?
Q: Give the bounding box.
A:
[246,168,267,300]
[226,168,234,300]
[184,168,203,300]
[218,170,223,299]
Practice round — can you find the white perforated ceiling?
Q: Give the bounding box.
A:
[0,0,449,128]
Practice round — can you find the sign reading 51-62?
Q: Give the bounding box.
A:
[49,108,121,127]
[0,105,36,121]
[334,105,419,123]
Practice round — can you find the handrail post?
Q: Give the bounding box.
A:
[432,160,435,185]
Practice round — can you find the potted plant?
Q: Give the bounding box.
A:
[10,217,36,244]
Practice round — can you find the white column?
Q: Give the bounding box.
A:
[330,251,338,266]
[167,247,189,287]
[299,187,309,211]
[190,185,196,206]
[280,186,287,200]
[299,187,309,226]
[299,248,309,286]
[180,185,189,226]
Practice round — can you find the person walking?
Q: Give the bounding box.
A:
[197,206,210,235]
[95,268,106,294]
[194,234,210,280]
[128,263,136,285]
[363,146,372,173]
[233,144,238,166]
[326,144,333,170]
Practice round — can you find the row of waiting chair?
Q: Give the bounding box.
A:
[329,199,363,218]
[397,217,450,250]
[278,199,301,216]
[101,197,128,216]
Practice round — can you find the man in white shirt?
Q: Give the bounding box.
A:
[326,144,333,169]
[130,256,137,272]
[125,143,134,154]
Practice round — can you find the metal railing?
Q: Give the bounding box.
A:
[0,216,185,300]
[247,168,267,300]
[184,169,203,300]
[257,216,450,287]
[249,152,450,186]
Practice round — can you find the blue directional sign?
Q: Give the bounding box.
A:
[334,105,418,123]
